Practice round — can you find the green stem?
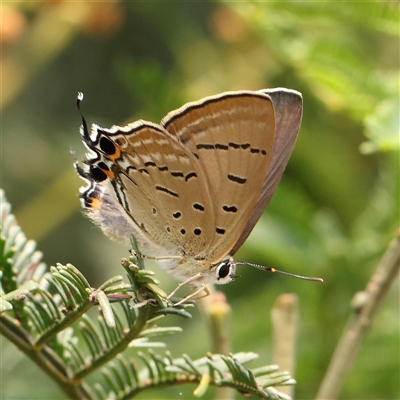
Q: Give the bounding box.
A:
[34,301,93,348]
[1,313,95,399]
[74,303,150,380]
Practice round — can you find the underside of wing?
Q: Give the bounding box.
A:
[162,91,276,263]
[79,121,215,258]
[229,88,303,255]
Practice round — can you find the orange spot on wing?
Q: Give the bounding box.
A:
[89,197,102,210]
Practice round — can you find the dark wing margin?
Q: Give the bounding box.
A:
[229,88,303,255]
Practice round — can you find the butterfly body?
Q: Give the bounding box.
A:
[76,89,303,286]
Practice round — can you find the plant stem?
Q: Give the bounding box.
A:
[74,303,149,380]
[316,232,400,400]
[0,313,95,399]
[34,301,93,348]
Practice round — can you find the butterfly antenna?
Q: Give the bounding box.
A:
[236,261,323,282]
[76,92,90,140]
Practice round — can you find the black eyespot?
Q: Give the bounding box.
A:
[99,136,116,155]
[217,262,231,279]
[193,228,201,235]
[90,167,107,182]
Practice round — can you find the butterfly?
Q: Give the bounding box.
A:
[75,88,321,300]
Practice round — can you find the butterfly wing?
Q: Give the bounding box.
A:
[229,88,303,255]
[162,91,276,264]
[77,88,301,281]
[78,120,215,259]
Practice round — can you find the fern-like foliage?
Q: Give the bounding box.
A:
[0,189,294,399]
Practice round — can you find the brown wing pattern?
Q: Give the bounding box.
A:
[82,121,215,257]
[162,92,275,262]
[229,88,303,255]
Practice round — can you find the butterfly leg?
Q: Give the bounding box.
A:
[129,299,157,308]
[167,274,210,305]
[167,273,203,299]
[172,284,210,306]
[131,248,181,261]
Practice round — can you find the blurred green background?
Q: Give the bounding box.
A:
[1,1,399,399]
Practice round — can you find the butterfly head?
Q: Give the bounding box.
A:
[210,257,239,285]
